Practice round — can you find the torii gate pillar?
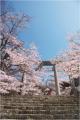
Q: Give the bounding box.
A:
[53,64,60,96]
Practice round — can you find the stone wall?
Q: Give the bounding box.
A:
[0,95,79,119]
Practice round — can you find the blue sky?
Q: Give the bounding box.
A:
[12,0,80,60]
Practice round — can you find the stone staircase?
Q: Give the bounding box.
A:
[0,95,79,119]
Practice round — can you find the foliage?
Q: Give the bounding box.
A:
[51,32,80,96]
[55,32,80,79]
[0,11,43,95]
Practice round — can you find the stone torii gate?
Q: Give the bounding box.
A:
[36,61,60,96]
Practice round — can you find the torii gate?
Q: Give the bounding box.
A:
[36,61,60,96]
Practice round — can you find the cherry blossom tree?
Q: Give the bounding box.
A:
[0,69,22,94]
[56,32,80,79]
[0,10,43,95]
[52,32,80,95]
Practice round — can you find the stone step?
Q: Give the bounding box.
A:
[1,101,78,105]
[0,113,79,119]
[1,96,78,100]
[1,98,78,102]
[2,102,78,105]
[1,109,79,116]
[1,105,78,111]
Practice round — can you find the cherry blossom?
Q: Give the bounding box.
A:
[0,11,43,95]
